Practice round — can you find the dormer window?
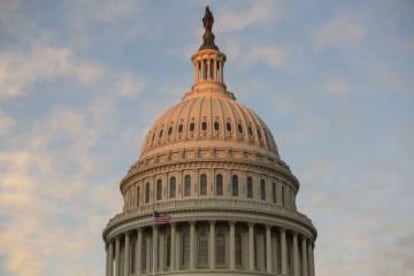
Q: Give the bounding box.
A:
[178,124,183,133]
[190,122,195,131]
[226,122,232,132]
[168,127,173,135]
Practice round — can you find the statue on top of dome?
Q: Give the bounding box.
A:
[199,6,219,51]
[203,6,214,32]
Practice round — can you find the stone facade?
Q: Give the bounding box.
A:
[103,7,317,276]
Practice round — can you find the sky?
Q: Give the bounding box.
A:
[0,0,413,275]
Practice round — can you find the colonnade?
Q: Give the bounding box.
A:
[106,220,315,276]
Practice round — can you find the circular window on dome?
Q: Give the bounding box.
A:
[214,122,219,131]
[202,122,207,131]
[190,122,195,131]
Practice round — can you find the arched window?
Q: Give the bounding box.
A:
[247,177,253,198]
[260,179,266,201]
[168,126,172,135]
[248,126,253,136]
[159,130,163,138]
[209,59,214,79]
[216,174,223,196]
[272,182,277,203]
[214,122,219,130]
[181,228,190,267]
[235,233,242,267]
[136,186,140,206]
[198,230,209,267]
[178,124,183,133]
[200,174,207,196]
[281,186,285,207]
[202,122,207,130]
[156,179,162,201]
[226,122,232,132]
[189,122,195,131]
[238,124,243,133]
[184,175,191,197]
[232,175,239,196]
[130,238,136,273]
[169,177,176,198]
[203,59,208,80]
[216,232,226,266]
[145,182,150,203]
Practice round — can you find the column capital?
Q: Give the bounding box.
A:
[248,222,255,228]
[189,221,196,226]
[229,220,236,226]
[209,220,216,226]
[265,224,272,230]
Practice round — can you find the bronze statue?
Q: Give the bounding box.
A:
[203,6,214,32]
[199,6,219,50]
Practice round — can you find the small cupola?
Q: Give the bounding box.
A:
[191,6,227,91]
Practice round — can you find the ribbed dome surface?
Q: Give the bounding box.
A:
[140,92,279,159]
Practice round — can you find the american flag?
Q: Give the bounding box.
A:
[153,211,171,225]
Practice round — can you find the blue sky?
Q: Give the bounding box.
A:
[0,0,413,275]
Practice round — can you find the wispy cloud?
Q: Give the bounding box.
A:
[216,1,282,33]
[315,15,366,48]
[323,76,349,97]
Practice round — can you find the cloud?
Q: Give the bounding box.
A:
[0,99,125,275]
[0,112,15,136]
[0,47,103,98]
[315,15,366,48]
[216,1,282,33]
[245,45,286,68]
[323,76,349,96]
[0,45,147,99]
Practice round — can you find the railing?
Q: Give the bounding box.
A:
[107,197,312,228]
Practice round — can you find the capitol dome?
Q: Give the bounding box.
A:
[104,6,317,276]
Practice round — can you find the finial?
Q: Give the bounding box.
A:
[199,6,219,50]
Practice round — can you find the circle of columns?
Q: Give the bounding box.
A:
[105,219,315,276]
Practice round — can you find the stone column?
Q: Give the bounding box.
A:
[266,225,272,273]
[248,223,255,271]
[301,237,308,276]
[105,243,109,276]
[135,229,142,275]
[190,222,196,270]
[292,233,299,276]
[108,241,114,276]
[280,229,287,275]
[159,231,165,272]
[170,223,176,271]
[308,242,315,276]
[207,59,211,80]
[153,226,159,273]
[209,221,216,269]
[229,221,236,270]
[115,237,121,276]
[123,232,130,276]
[146,236,151,273]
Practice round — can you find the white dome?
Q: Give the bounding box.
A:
[140,90,279,159]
